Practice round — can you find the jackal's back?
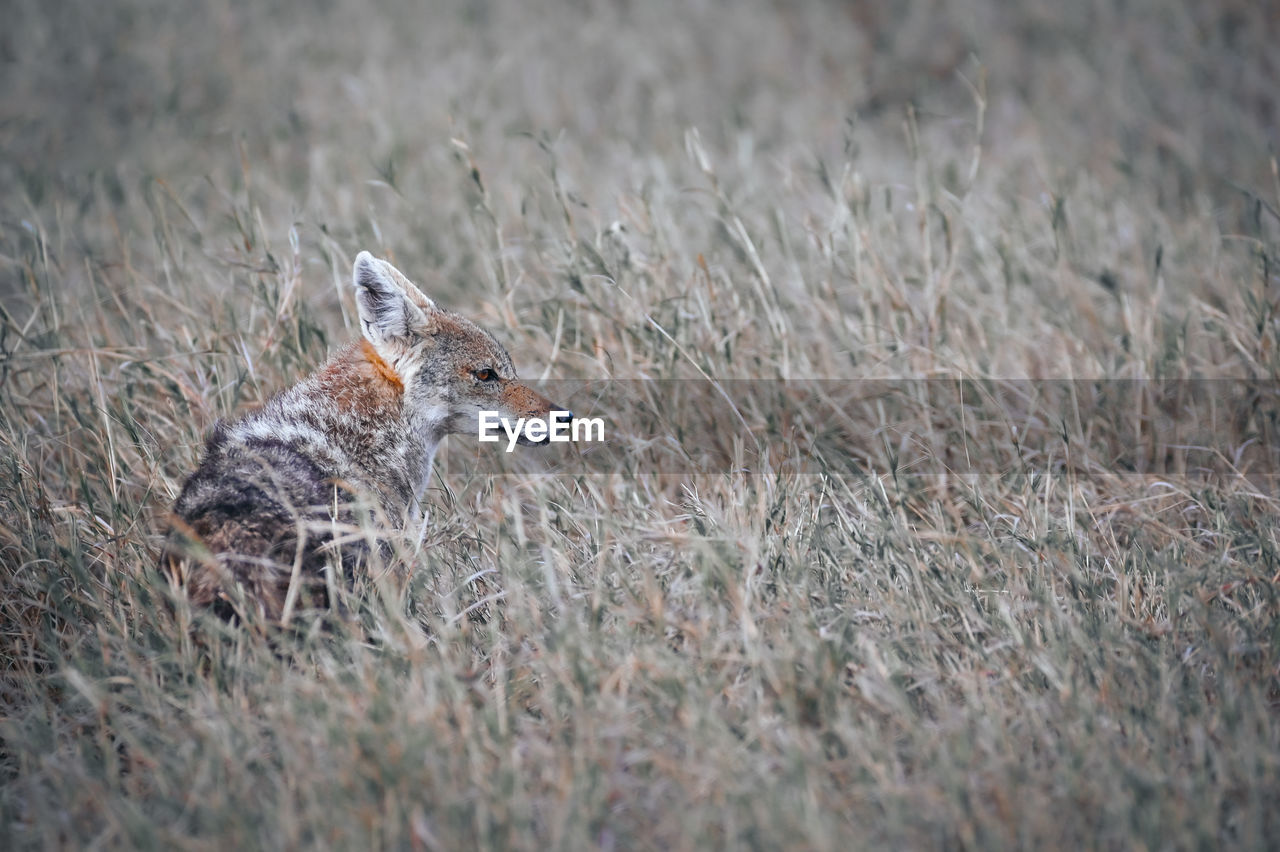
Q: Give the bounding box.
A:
[166,346,412,618]
[168,420,348,617]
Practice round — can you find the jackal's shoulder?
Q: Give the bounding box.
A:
[175,341,415,523]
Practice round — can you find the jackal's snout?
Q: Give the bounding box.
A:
[548,407,574,434]
[502,382,563,420]
[514,389,572,446]
[518,407,573,447]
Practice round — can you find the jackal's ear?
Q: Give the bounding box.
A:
[353,252,439,345]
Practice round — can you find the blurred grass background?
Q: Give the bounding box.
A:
[2,0,1279,847]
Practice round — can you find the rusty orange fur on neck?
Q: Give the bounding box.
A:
[360,339,404,392]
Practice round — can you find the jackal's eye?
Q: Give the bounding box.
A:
[474,368,498,383]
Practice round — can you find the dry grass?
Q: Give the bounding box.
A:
[2,0,1279,847]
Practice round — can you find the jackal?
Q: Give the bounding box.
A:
[164,251,569,621]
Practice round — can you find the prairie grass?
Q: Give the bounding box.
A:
[2,0,1279,848]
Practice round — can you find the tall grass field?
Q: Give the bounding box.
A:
[2,1,1279,847]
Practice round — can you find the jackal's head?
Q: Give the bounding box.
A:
[353,251,569,446]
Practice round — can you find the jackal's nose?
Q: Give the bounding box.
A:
[552,409,574,425]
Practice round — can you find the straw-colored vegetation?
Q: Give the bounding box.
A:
[2,0,1278,847]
